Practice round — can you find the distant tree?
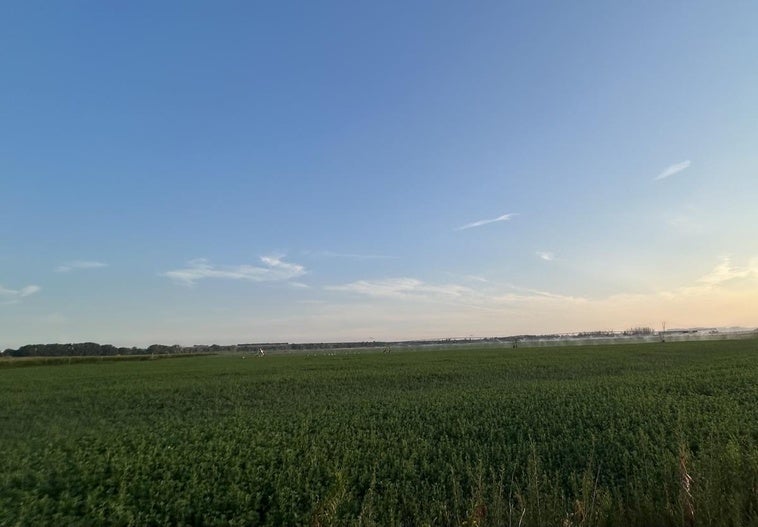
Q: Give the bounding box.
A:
[147,344,174,355]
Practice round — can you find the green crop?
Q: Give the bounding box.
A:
[1,340,756,526]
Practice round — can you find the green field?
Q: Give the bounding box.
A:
[1,340,756,526]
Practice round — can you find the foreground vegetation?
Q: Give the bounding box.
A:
[0,353,214,369]
[1,340,756,526]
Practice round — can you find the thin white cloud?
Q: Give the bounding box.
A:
[19,285,41,296]
[654,160,691,181]
[327,278,472,299]
[305,250,398,260]
[321,256,758,337]
[328,275,587,307]
[463,275,489,283]
[456,213,517,231]
[163,256,306,287]
[695,257,757,287]
[493,282,586,304]
[537,251,555,261]
[328,257,754,310]
[0,283,41,304]
[55,260,108,272]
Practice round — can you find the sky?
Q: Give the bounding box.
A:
[2,1,757,348]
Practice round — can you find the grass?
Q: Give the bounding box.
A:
[1,339,756,526]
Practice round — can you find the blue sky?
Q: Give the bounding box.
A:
[2,1,757,348]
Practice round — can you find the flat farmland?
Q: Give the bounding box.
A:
[1,340,756,526]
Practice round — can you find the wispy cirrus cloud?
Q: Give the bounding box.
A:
[537,251,555,261]
[323,256,758,336]
[328,273,587,305]
[304,250,398,260]
[694,256,758,288]
[456,213,517,231]
[55,260,108,272]
[163,256,306,286]
[327,278,472,299]
[0,284,41,304]
[654,160,691,181]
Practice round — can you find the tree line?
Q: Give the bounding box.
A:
[2,343,195,357]
[1,341,393,357]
